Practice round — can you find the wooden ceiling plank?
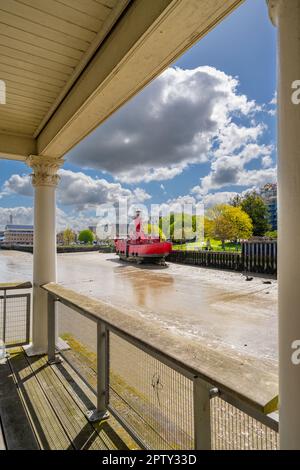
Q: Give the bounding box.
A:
[0,71,62,94]
[4,80,58,100]
[94,0,117,9]
[0,123,35,136]
[9,0,102,33]
[0,56,70,82]
[0,23,86,58]
[0,36,80,67]
[57,0,113,21]
[1,63,67,88]
[0,45,74,75]
[7,96,51,111]
[3,109,46,123]
[0,0,95,42]
[0,114,38,125]
[0,116,36,132]
[6,88,54,106]
[0,111,41,125]
[0,9,90,50]
[3,103,47,118]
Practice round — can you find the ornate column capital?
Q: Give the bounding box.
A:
[26,155,64,188]
[267,0,283,27]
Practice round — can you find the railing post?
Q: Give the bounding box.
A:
[193,377,213,450]
[0,289,7,362]
[2,289,6,345]
[86,321,110,422]
[47,294,62,365]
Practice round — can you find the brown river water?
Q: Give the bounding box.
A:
[0,249,278,367]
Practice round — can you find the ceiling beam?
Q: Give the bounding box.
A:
[37,0,243,159]
[0,133,36,161]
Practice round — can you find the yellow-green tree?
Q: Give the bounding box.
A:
[63,227,75,245]
[206,204,253,249]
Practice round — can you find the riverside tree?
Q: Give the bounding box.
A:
[63,227,75,245]
[206,204,253,250]
[230,191,270,236]
[78,229,94,245]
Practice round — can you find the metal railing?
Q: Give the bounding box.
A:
[0,282,31,348]
[43,282,279,450]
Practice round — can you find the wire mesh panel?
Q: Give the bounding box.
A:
[57,302,97,390]
[108,331,194,450]
[211,396,279,450]
[0,293,30,347]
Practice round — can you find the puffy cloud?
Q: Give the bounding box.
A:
[0,205,99,232]
[270,93,277,105]
[159,191,240,213]
[56,169,150,209]
[267,92,277,116]
[193,166,277,197]
[214,123,265,160]
[66,66,260,183]
[202,191,239,207]
[192,136,275,196]
[0,174,32,198]
[0,206,33,227]
[1,169,151,210]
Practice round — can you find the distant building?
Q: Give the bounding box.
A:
[56,231,64,245]
[260,183,277,231]
[0,231,4,245]
[3,224,34,246]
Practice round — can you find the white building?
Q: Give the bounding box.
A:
[3,224,34,247]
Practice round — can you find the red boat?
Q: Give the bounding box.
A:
[115,211,172,263]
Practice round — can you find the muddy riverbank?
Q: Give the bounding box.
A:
[0,250,278,371]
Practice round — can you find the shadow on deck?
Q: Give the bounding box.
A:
[0,348,138,450]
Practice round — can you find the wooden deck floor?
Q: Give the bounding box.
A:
[0,348,138,450]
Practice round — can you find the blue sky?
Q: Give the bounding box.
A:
[0,0,277,230]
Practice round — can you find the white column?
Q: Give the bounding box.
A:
[24,155,63,356]
[268,0,300,449]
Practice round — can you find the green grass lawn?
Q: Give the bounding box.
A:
[172,239,241,252]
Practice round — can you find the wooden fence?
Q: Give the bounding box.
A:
[242,240,277,275]
[168,240,277,275]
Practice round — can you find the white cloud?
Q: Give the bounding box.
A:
[192,135,275,196]
[0,205,100,232]
[57,169,151,209]
[0,206,33,228]
[159,195,202,216]
[270,93,277,105]
[267,92,277,116]
[214,123,265,159]
[202,191,239,207]
[192,166,277,197]
[67,66,260,183]
[262,155,273,168]
[0,174,32,199]
[1,169,151,210]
